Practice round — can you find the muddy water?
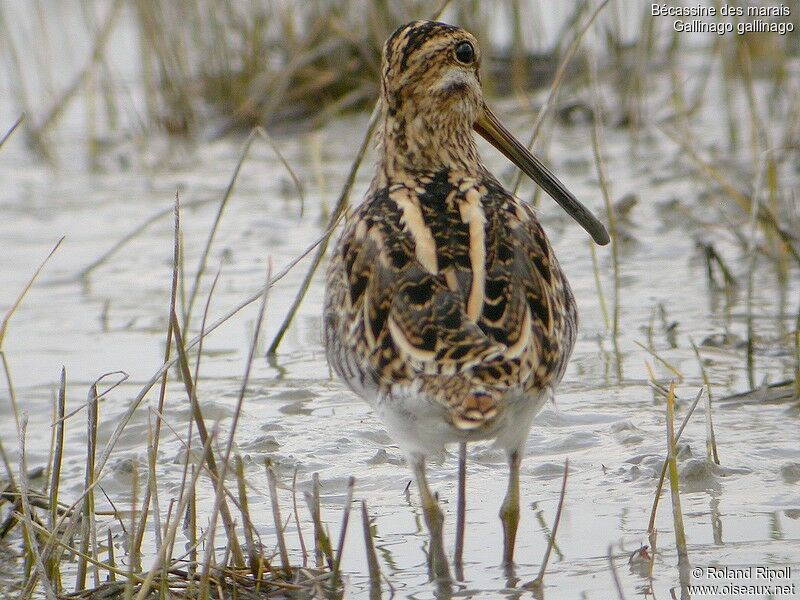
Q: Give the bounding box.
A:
[2,52,800,600]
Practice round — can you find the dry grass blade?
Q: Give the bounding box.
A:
[75,197,214,281]
[634,341,683,382]
[361,500,381,588]
[54,371,127,425]
[691,341,720,464]
[607,545,627,600]
[170,307,245,569]
[202,256,275,576]
[267,101,381,354]
[256,126,306,217]
[292,467,308,567]
[526,457,569,588]
[133,191,182,556]
[192,266,222,403]
[665,383,689,564]
[144,417,162,553]
[0,437,15,490]
[703,386,720,465]
[224,259,272,470]
[332,476,355,586]
[132,435,211,600]
[17,416,58,600]
[163,269,219,589]
[647,388,703,533]
[91,216,334,488]
[49,368,66,528]
[454,442,466,576]
[18,454,112,598]
[589,58,620,347]
[689,338,713,396]
[745,152,769,389]
[125,459,141,600]
[47,367,66,586]
[184,129,271,331]
[235,455,261,576]
[0,236,64,349]
[660,128,800,265]
[266,460,291,575]
[0,7,36,154]
[311,473,323,568]
[106,528,116,583]
[1,352,20,432]
[192,256,275,584]
[75,383,99,592]
[306,473,333,569]
[187,466,197,586]
[18,515,133,587]
[0,114,24,149]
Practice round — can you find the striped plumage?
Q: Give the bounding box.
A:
[325,167,577,434]
[323,21,607,577]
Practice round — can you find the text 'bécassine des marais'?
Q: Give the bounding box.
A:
[652,4,794,35]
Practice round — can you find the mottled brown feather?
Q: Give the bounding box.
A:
[323,21,577,432]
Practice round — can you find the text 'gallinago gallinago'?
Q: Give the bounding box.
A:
[324,20,609,580]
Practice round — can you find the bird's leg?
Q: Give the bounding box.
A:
[454,442,467,579]
[412,456,451,581]
[499,449,521,565]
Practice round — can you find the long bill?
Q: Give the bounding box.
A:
[474,105,610,246]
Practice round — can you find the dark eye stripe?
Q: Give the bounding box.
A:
[455,41,475,64]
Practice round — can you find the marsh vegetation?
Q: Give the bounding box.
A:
[1,1,798,598]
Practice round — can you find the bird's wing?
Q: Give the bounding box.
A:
[384,261,506,375]
[333,191,505,382]
[475,189,574,390]
[480,196,548,359]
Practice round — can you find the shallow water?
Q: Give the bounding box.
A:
[2,26,800,600]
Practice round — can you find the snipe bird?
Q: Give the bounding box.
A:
[324,20,609,578]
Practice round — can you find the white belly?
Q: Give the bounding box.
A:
[372,385,552,459]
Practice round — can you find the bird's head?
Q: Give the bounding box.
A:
[378,21,610,246]
[381,21,483,126]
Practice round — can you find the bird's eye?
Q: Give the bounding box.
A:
[454,41,475,65]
